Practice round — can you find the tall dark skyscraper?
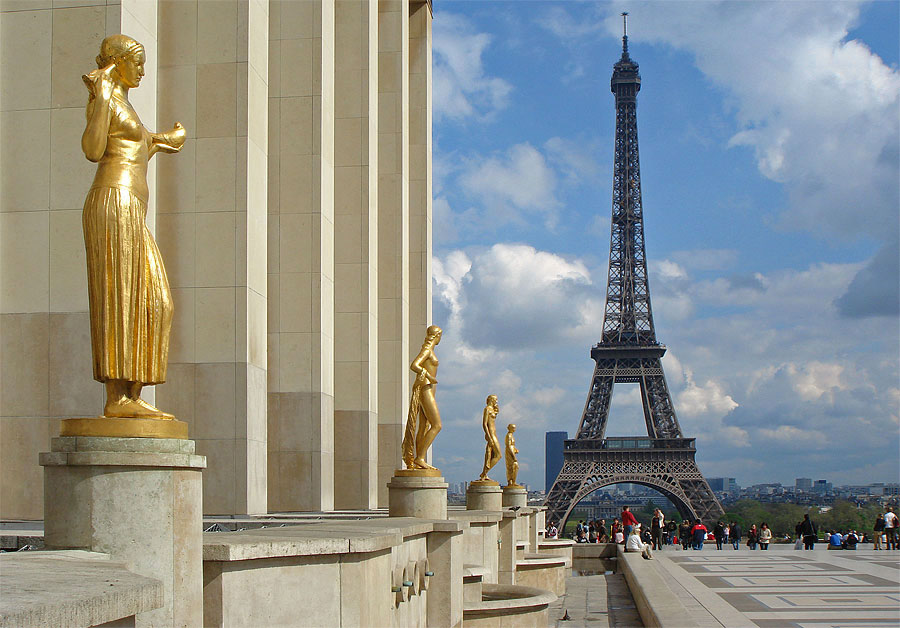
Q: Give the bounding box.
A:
[545,431,567,492]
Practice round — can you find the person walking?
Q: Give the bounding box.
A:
[666,520,677,545]
[713,521,726,550]
[747,524,759,550]
[884,507,898,550]
[621,506,638,537]
[731,522,742,550]
[874,514,885,550]
[800,513,818,550]
[759,522,772,550]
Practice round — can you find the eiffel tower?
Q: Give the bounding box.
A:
[544,15,724,527]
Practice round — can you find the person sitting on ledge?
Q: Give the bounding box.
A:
[844,530,859,550]
[625,524,653,559]
[827,531,843,550]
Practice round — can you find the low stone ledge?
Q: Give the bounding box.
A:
[0,550,162,628]
[203,518,459,561]
[616,545,695,628]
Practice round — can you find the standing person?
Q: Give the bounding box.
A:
[884,507,898,550]
[759,522,772,550]
[679,520,692,550]
[621,506,638,537]
[800,513,818,550]
[713,521,726,550]
[691,520,708,550]
[723,523,730,547]
[651,509,663,551]
[874,514,885,550]
[747,524,759,550]
[599,519,608,543]
[730,522,742,550]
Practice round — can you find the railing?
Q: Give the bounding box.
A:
[565,437,695,451]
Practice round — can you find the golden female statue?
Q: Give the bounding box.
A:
[476,395,501,482]
[402,325,443,471]
[505,423,520,487]
[81,35,184,420]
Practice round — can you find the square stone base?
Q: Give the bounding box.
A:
[40,436,206,627]
[387,474,448,519]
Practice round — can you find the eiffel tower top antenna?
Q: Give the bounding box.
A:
[621,12,629,56]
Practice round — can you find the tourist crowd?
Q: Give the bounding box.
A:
[551,505,899,552]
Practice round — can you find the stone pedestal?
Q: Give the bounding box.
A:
[40,436,206,627]
[466,481,502,511]
[502,485,527,508]
[387,474,448,519]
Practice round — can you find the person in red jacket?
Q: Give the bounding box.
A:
[622,506,639,537]
[690,520,708,550]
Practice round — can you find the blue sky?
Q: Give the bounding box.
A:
[426,0,900,492]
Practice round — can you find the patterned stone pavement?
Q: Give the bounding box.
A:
[658,545,900,627]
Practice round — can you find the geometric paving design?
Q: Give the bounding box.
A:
[662,546,900,627]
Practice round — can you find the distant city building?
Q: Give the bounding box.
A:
[544,431,568,492]
[813,479,833,495]
[796,477,813,492]
[708,477,740,494]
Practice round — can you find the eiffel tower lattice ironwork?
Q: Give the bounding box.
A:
[544,15,724,527]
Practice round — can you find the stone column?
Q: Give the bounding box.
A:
[467,481,502,511]
[377,0,410,507]
[41,437,205,627]
[498,511,517,585]
[407,0,432,412]
[426,522,465,628]
[332,0,379,510]
[154,0,269,515]
[265,0,335,512]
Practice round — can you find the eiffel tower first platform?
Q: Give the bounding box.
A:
[544,16,724,527]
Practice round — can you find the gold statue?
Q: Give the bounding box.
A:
[401,325,443,472]
[78,35,184,424]
[476,395,501,483]
[505,423,521,487]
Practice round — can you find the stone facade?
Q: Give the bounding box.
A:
[0,0,432,518]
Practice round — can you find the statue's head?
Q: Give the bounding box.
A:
[97,34,145,88]
[486,394,498,407]
[507,423,516,432]
[421,324,442,351]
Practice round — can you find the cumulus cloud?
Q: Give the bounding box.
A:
[434,243,602,350]
[433,14,513,122]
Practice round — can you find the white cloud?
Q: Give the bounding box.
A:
[435,243,601,351]
[459,143,562,229]
[433,14,513,123]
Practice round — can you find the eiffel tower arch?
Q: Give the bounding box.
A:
[544,15,724,527]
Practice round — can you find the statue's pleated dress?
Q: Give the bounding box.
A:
[83,94,172,384]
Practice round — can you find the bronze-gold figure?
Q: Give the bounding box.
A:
[81,34,184,420]
[402,325,443,471]
[505,423,521,487]
[476,395,501,482]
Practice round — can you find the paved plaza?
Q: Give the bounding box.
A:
[658,545,900,627]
